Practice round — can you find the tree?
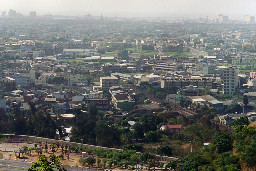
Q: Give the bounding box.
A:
[221,164,240,171]
[213,152,240,170]
[172,133,185,141]
[97,110,105,119]
[140,114,162,133]
[156,145,172,156]
[224,104,242,114]
[158,112,173,122]
[234,127,256,168]
[145,131,161,142]
[212,132,233,153]
[234,127,256,149]
[12,116,28,135]
[133,123,144,139]
[180,152,212,171]
[45,143,48,153]
[232,117,249,129]
[123,144,143,152]
[88,102,98,117]
[0,109,11,133]
[36,148,42,156]
[27,155,66,171]
[102,158,107,169]
[239,141,256,168]
[51,145,57,154]
[86,157,96,168]
[27,110,57,138]
[94,121,121,147]
[139,152,155,163]
[165,160,178,169]
[203,86,210,95]
[71,115,96,144]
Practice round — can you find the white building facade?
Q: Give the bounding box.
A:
[223,67,239,94]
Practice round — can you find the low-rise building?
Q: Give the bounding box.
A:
[188,95,223,113]
[243,92,256,102]
[0,77,16,91]
[68,74,88,87]
[160,124,183,134]
[100,76,119,90]
[13,73,31,87]
[35,76,47,86]
[141,73,161,83]
[219,114,246,127]
[109,86,135,111]
[161,77,217,89]
[84,99,110,110]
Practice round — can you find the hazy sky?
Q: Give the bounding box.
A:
[0,0,256,18]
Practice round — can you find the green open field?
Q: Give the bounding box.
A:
[58,50,193,61]
[101,50,119,57]
[127,48,193,57]
[57,58,84,62]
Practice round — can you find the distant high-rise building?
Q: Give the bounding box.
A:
[216,14,229,23]
[8,9,23,17]
[8,9,17,17]
[223,67,238,94]
[2,11,6,17]
[29,11,36,17]
[244,15,255,24]
[100,13,103,21]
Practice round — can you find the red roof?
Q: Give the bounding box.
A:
[162,124,182,129]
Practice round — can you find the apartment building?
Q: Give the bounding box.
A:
[161,77,217,89]
[223,67,238,94]
[68,74,88,87]
[100,76,119,90]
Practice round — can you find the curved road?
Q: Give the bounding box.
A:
[0,159,103,171]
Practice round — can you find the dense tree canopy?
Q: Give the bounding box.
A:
[224,103,243,114]
[27,155,66,171]
[156,145,172,156]
[27,110,57,138]
[95,121,121,147]
[234,126,256,168]
[212,131,233,153]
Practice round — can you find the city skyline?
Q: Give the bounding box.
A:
[0,0,256,19]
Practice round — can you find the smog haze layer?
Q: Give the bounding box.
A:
[0,0,256,18]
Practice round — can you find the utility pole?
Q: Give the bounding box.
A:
[81,139,83,148]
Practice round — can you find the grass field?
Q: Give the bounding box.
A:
[58,50,193,61]
[101,50,119,57]
[57,58,84,62]
[127,48,193,57]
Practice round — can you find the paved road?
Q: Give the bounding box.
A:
[0,159,32,170]
[0,159,103,171]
